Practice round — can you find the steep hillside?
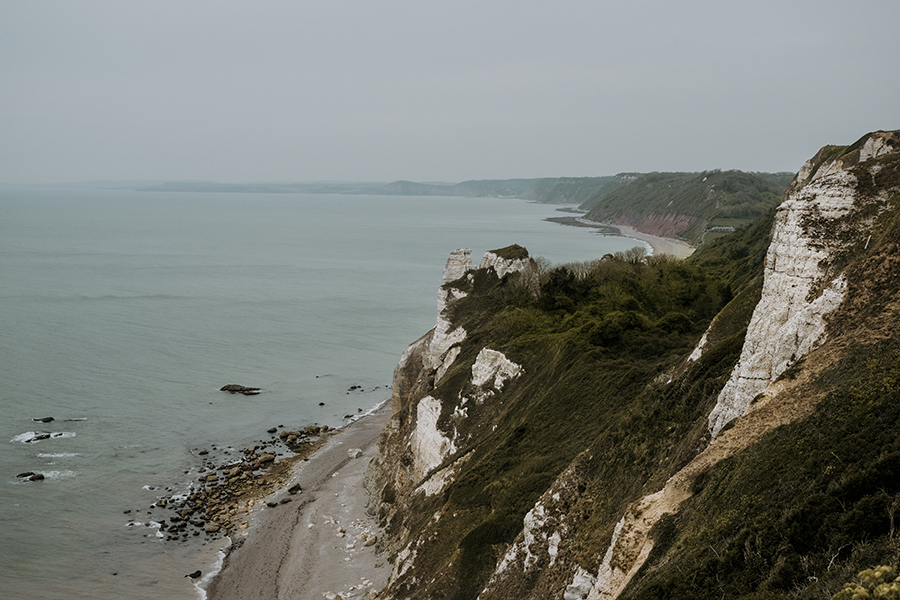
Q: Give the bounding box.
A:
[581,170,793,245]
[365,130,900,600]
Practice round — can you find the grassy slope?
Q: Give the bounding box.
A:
[380,144,900,600]
[382,234,766,600]
[620,146,900,600]
[581,171,792,244]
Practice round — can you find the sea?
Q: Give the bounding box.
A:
[0,187,643,600]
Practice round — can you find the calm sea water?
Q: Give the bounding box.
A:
[0,188,642,599]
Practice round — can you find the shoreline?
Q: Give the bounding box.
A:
[604,222,695,259]
[548,215,695,259]
[204,401,393,600]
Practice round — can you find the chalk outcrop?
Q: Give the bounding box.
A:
[366,246,534,586]
[707,131,898,436]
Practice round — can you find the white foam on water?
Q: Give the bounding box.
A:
[42,470,77,480]
[196,544,230,600]
[37,452,81,458]
[11,431,76,443]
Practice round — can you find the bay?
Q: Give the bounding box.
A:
[0,188,643,599]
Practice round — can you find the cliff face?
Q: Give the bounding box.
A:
[367,131,900,600]
[366,246,538,566]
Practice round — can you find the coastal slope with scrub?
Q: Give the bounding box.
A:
[365,130,900,600]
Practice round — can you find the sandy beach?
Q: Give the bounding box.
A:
[572,217,695,258]
[548,215,695,259]
[611,223,695,258]
[205,402,393,600]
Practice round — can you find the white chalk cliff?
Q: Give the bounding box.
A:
[707,133,897,436]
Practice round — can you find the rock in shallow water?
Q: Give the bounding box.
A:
[219,384,261,395]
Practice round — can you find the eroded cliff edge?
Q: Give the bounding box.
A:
[366,131,900,600]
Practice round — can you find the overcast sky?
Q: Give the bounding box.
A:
[2,1,898,184]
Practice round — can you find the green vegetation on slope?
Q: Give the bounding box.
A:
[381,229,769,600]
[381,192,900,600]
[581,170,792,244]
[622,337,900,600]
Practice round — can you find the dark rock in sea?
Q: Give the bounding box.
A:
[186,570,202,579]
[32,417,54,423]
[29,433,51,442]
[318,402,325,406]
[198,450,209,456]
[267,427,277,433]
[16,472,35,478]
[219,384,261,395]
[29,473,45,481]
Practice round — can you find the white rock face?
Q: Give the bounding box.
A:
[687,331,708,362]
[479,250,532,279]
[412,349,523,497]
[471,348,524,390]
[707,146,880,436]
[411,395,456,481]
[425,249,473,377]
[444,247,474,283]
[479,249,540,294]
[564,567,597,600]
[408,247,538,388]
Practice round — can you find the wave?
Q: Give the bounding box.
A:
[11,431,76,443]
[10,470,77,482]
[36,452,81,458]
[196,544,230,600]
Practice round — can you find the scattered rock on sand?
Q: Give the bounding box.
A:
[348,448,363,459]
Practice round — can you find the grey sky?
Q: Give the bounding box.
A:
[2,1,898,184]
